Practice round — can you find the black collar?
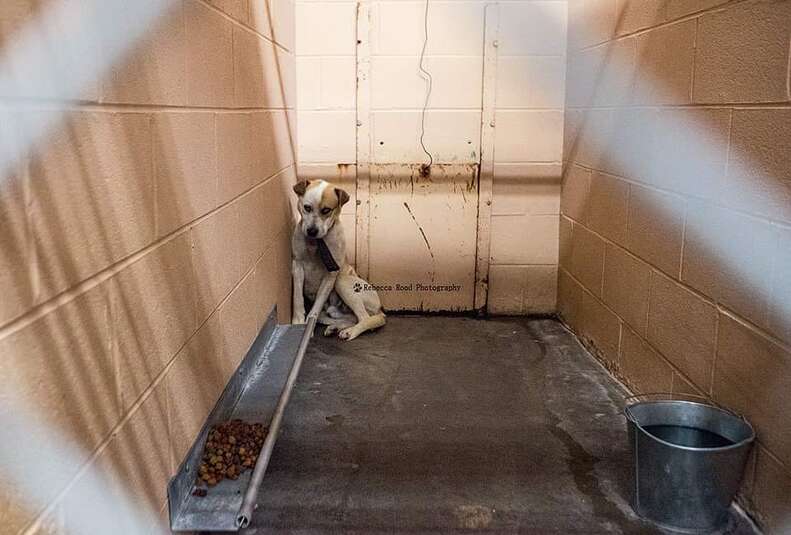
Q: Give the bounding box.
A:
[311,238,340,272]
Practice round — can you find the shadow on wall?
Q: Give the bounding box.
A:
[0,0,296,533]
[560,1,791,531]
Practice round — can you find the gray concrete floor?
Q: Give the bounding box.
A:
[244,316,757,534]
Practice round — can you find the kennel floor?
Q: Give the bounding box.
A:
[239,316,757,534]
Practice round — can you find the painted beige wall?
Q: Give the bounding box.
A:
[487,1,567,315]
[296,0,567,313]
[561,0,791,532]
[0,0,295,532]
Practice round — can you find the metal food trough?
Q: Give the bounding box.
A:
[167,305,321,531]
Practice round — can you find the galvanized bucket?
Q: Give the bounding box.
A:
[625,394,755,533]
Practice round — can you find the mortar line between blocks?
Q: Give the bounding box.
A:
[710,305,720,396]
[575,0,754,53]
[690,17,698,103]
[23,152,40,306]
[0,100,295,113]
[678,200,688,282]
[195,0,292,54]
[786,34,791,101]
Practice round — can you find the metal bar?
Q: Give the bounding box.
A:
[235,314,316,528]
[235,275,334,528]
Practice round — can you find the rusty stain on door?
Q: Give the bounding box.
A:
[367,163,479,311]
[351,2,497,312]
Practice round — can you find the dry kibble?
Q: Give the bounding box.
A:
[192,419,269,496]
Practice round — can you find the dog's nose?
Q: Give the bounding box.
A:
[307,227,319,237]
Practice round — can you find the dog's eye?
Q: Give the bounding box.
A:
[321,207,332,215]
[303,205,312,213]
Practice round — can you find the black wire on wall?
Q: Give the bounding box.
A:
[418,0,433,168]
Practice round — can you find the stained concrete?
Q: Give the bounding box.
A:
[243,317,758,534]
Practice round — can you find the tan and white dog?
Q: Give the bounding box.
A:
[291,179,386,341]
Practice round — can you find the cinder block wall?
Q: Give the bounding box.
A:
[561,0,791,531]
[486,0,567,315]
[295,0,567,313]
[0,1,295,532]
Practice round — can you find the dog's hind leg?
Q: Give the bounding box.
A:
[317,311,356,336]
[338,312,386,341]
[324,321,356,337]
[334,279,386,341]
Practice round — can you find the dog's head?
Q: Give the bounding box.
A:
[293,179,350,239]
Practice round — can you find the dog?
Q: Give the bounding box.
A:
[291,179,386,341]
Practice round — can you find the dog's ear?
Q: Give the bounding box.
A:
[293,180,309,197]
[335,187,350,207]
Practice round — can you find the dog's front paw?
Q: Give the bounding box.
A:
[291,314,306,325]
[323,325,339,336]
[338,327,359,341]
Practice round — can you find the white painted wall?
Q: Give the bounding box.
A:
[488,1,566,314]
[296,0,567,313]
